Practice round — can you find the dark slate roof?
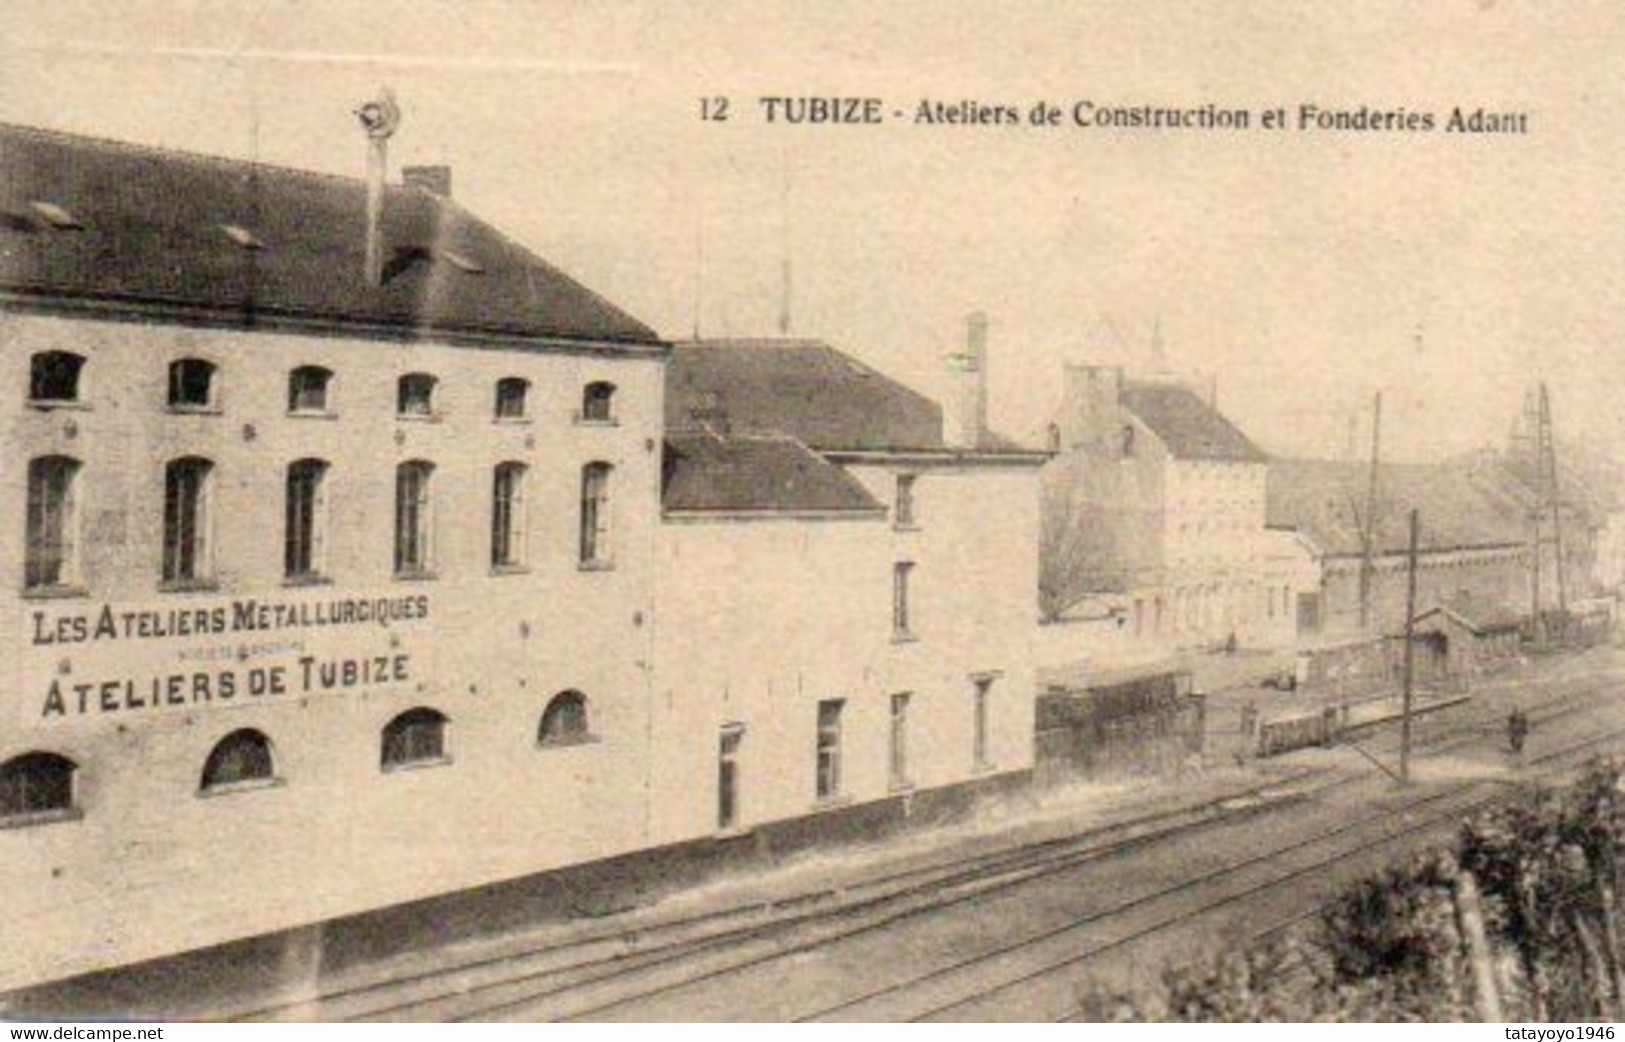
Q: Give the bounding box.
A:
[1121,381,1267,463]
[666,339,1046,456]
[662,431,885,515]
[667,340,946,452]
[1267,458,1528,556]
[0,122,660,348]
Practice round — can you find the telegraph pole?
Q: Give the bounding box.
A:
[1359,391,1383,631]
[1541,383,1568,620]
[1399,508,1420,785]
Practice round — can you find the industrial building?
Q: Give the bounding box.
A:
[0,123,1044,992]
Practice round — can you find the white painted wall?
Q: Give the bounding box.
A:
[0,311,666,989]
[647,462,1041,844]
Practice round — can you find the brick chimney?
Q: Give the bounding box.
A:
[403,165,452,197]
[943,312,989,450]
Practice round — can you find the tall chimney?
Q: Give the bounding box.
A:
[943,312,989,450]
[355,88,402,287]
[403,165,452,197]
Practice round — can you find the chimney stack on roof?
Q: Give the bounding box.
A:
[943,311,989,450]
[402,164,452,197]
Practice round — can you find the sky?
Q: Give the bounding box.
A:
[4,1,1624,462]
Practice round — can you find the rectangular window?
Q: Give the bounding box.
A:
[162,460,211,584]
[25,457,77,589]
[395,463,434,574]
[973,678,993,769]
[889,693,911,789]
[894,474,916,527]
[718,725,743,830]
[893,562,915,638]
[815,699,843,800]
[284,461,326,581]
[491,464,526,569]
[580,463,612,565]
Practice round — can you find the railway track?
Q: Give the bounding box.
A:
[884,718,1625,1020]
[240,658,1625,1022]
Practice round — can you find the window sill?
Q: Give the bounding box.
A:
[396,414,442,424]
[165,405,221,417]
[811,794,854,813]
[382,755,453,775]
[715,824,755,841]
[573,416,619,428]
[971,761,1000,776]
[0,807,82,831]
[283,574,333,588]
[26,400,89,413]
[198,777,283,799]
[21,584,88,601]
[891,631,920,645]
[286,410,338,420]
[158,578,220,595]
[578,559,616,573]
[889,780,916,795]
[490,564,531,577]
[892,522,921,533]
[393,569,439,583]
[537,733,599,751]
[493,417,532,426]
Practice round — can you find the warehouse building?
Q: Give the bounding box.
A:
[650,330,1046,845]
[0,123,1045,993]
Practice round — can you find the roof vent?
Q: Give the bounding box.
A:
[403,164,452,197]
[439,248,483,274]
[28,201,82,230]
[220,224,264,249]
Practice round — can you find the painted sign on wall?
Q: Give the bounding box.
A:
[18,591,431,726]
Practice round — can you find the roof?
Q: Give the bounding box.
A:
[1415,591,1525,635]
[1121,381,1267,463]
[667,340,946,452]
[662,430,885,516]
[0,122,660,349]
[1267,458,1528,556]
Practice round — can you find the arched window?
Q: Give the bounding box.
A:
[25,455,80,590]
[491,462,527,569]
[1046,423,1061,454]
[381,708,448,769]
[162,457,213,585]
[495,377,528,420]
[394,460,435,575]
[288,366,333,414]
[579,462,613,566]
[167,358,217,410]
[285,458,329,581]
[0,752,77,822]
[581,381,616,422]
[397,373,438,418]
[29,351,85,404]
[200,729,275,792]
[539,691,590,746]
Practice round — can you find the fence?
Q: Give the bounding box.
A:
[1035,671,1203,785]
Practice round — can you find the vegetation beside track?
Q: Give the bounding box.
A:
[1074,758,1625,1022]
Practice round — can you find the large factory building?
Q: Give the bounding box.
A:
[0,123,1044,992]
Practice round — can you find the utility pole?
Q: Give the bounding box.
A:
[1359,391,1383,631]
[1541,383,1568,620]
[1400,508,1420,785]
